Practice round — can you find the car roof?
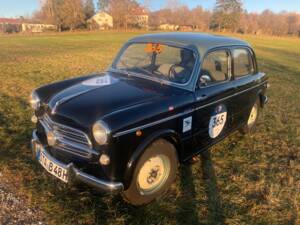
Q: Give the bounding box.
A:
[129,32,251,56]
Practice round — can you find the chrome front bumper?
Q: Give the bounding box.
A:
[31,130,124,193]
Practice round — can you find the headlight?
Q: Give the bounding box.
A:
[92,121,110,145]
[29,91,40,110]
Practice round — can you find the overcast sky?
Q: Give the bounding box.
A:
[0,0,299,18]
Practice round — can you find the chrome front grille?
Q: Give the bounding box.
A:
[40,114,93,157]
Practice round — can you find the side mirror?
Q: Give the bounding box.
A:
[199,75,211,86]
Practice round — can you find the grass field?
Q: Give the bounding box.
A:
[0,31,299,225]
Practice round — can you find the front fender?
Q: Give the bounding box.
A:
[123,129,182,189]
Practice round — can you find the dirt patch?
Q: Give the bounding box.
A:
[0,172,46,225]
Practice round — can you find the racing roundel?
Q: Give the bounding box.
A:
[208,104,227,139]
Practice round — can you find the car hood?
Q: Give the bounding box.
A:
[47,72,185,128]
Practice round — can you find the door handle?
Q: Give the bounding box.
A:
[197,94,208,101]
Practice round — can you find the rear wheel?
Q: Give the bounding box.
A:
[240,99,260,134]
[122,139,178,205]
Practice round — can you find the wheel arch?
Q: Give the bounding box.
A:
[123,129,182,190]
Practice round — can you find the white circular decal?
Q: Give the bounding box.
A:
[82,75,116,86]
[209,104,227,138]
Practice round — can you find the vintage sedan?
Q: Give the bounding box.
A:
[30,33,268,205]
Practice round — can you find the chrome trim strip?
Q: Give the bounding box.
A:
[51,88,97,115]
[113,109,193,138]
[196,81,267,111]
[113,81,267,138]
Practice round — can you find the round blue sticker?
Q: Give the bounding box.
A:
[208,104,227,138]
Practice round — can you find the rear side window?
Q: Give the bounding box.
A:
[233,48,255,77]
[200,50,229,85]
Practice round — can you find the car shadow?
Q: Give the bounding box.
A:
[200,150,225,225]
[175,150,225,225]
[175,163,200,225]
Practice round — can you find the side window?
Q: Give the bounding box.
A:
[200,50,229,86]
[233,48,255,78]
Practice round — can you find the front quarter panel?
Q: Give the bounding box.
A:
[100,92,195,185]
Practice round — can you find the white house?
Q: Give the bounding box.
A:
[128,7,149,29]
[87,12,113,30]
[159,24,179,31]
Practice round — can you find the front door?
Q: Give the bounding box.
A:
[188,49,237,157]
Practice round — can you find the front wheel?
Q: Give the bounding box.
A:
[122,139,178,205]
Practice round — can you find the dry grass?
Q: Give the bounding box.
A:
[0,31,299,225]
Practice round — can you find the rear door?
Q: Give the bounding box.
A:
[187,49,236,157]
[230,47,262,127]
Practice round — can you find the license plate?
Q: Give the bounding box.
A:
[36,145,68,183]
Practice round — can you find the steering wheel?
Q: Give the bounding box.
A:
[168,65,183,81]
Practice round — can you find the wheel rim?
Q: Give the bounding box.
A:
[247,103,258,126]
[137,154,171,195]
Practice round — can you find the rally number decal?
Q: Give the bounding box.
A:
[82,75,117,86]
[209,105,227,138]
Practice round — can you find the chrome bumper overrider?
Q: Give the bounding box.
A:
[261,95,268,107]
[31,130,124,193]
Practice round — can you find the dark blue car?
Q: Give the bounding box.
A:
[30,33,268,205]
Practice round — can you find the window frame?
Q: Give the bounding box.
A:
[197,47,232,89]
[231,46,257,79]
[110,41,199,89]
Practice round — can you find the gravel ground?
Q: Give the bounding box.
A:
[0,172,46,225]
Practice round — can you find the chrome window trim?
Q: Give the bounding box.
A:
[231,46,256,78]
[109,41,200,90]
[197,48,232,89]
[113,81,267,138]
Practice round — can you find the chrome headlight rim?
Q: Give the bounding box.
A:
[29,91,40,110]
[92,120,111,145]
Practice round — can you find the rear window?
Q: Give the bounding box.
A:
[233,48,255,77]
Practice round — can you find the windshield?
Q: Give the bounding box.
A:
[113,43,196,85]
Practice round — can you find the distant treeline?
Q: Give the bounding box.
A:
[31,0,300,36]
[151,0,300,36]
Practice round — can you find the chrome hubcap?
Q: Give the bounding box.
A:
[137,154,170,195]
[247,104,258,126]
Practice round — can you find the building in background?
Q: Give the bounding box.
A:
[0,18,56,33]
[128,7,149,29]
[87,12,113,30]
[0,18,22,33]
[22,23,56,32]
[158,24,179,31]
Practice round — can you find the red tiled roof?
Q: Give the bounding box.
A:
[0,18,22,24]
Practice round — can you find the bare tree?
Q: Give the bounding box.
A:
[32,0,300,36]
[83,0,95,20]
[97,0,110,12]
[60,0,85,30]
[108,0,139,29]
[211,0,243,32]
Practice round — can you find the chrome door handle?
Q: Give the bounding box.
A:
[197,95,208,101]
